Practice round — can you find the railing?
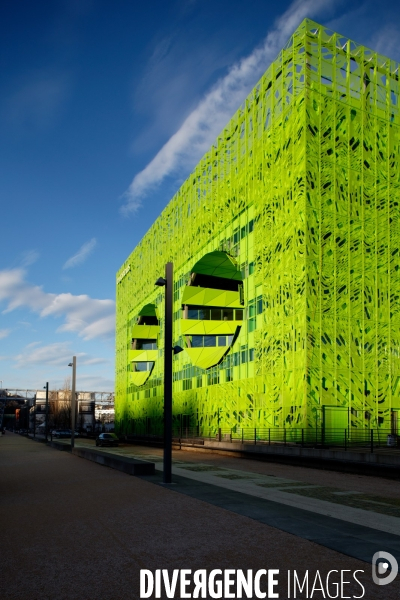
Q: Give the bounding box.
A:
[125,427,400,452]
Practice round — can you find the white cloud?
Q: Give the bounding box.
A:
[20,250,40,267]
[122,0,339,214]
[13,342,108,369]
[71,373,114,392]
[369,24,400,60]
[0,268,115,340]
[63,238,97,269]
[41,292,115,340]
[0,329,11,339]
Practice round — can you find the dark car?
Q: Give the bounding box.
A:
[96,433,119,447]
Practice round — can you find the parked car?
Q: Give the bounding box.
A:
[96,433,119,447]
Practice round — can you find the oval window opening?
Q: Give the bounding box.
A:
[181,251,244,369]
[129,304,159,386]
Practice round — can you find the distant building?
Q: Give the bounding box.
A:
[32,390,96,432]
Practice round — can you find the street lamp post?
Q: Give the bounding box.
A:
[156,263,173,483]
[33,396,36,438]
[155,262,183,484]
[68,356,76,449]
[44,382,49,442]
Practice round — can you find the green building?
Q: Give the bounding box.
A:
[116,19,400,441]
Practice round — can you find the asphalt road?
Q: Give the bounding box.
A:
[1,433,399,599]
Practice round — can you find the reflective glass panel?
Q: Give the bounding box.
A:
[191,336,203,348]
[134,362,154,372]
[204,335,216,347]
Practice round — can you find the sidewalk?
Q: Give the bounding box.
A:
[51,437,400,559]
[1,433,399,599]
[126,433,400,478]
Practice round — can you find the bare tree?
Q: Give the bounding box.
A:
[49,378,72,429]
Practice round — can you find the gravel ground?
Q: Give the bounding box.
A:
[1,433,399,600]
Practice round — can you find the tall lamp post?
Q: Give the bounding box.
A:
[44,382,49,442]
[155,262,183,483]
[68,356,76,449]
[33,396,36,438]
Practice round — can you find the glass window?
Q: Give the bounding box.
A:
[256,296,263,314]
[222,308,234,320]
[227,335,234,346]
[204,335,216,347]
[249,219,254,233]
[218,336,226,346]
[241,225,247,239]
[249,302,256,318]
[191,336,203,348]
[249,262,255,275]
[233,229,240,244]
[235,309,243,320]
[188,308,199,319]
[137,339,156,350]
[134,362,154,372]
[249,348,254,361]
[199,308,210,320]
[211,308,221,320]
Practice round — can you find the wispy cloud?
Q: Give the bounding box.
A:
[122,0,339,214]
[369,24,400,60]
[0,268,114,340]
[63,238,97,269]
[326,1,400,62]
[20,250,40,267]
[0,329,11,339]
[13,341,108,369]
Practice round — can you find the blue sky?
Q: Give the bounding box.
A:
[1,0,400,392]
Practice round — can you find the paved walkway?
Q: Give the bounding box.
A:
[64,438,400,532]
[1,433,399,599]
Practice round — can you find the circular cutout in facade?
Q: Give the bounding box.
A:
[181,251,244,370]
[129,304,159,386]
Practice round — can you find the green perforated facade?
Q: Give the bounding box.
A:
[116,19,400,438]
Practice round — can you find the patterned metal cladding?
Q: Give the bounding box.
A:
[116,19,400,436]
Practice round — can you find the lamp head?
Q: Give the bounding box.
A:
[68,363,72,367]
[155,277,167,287]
